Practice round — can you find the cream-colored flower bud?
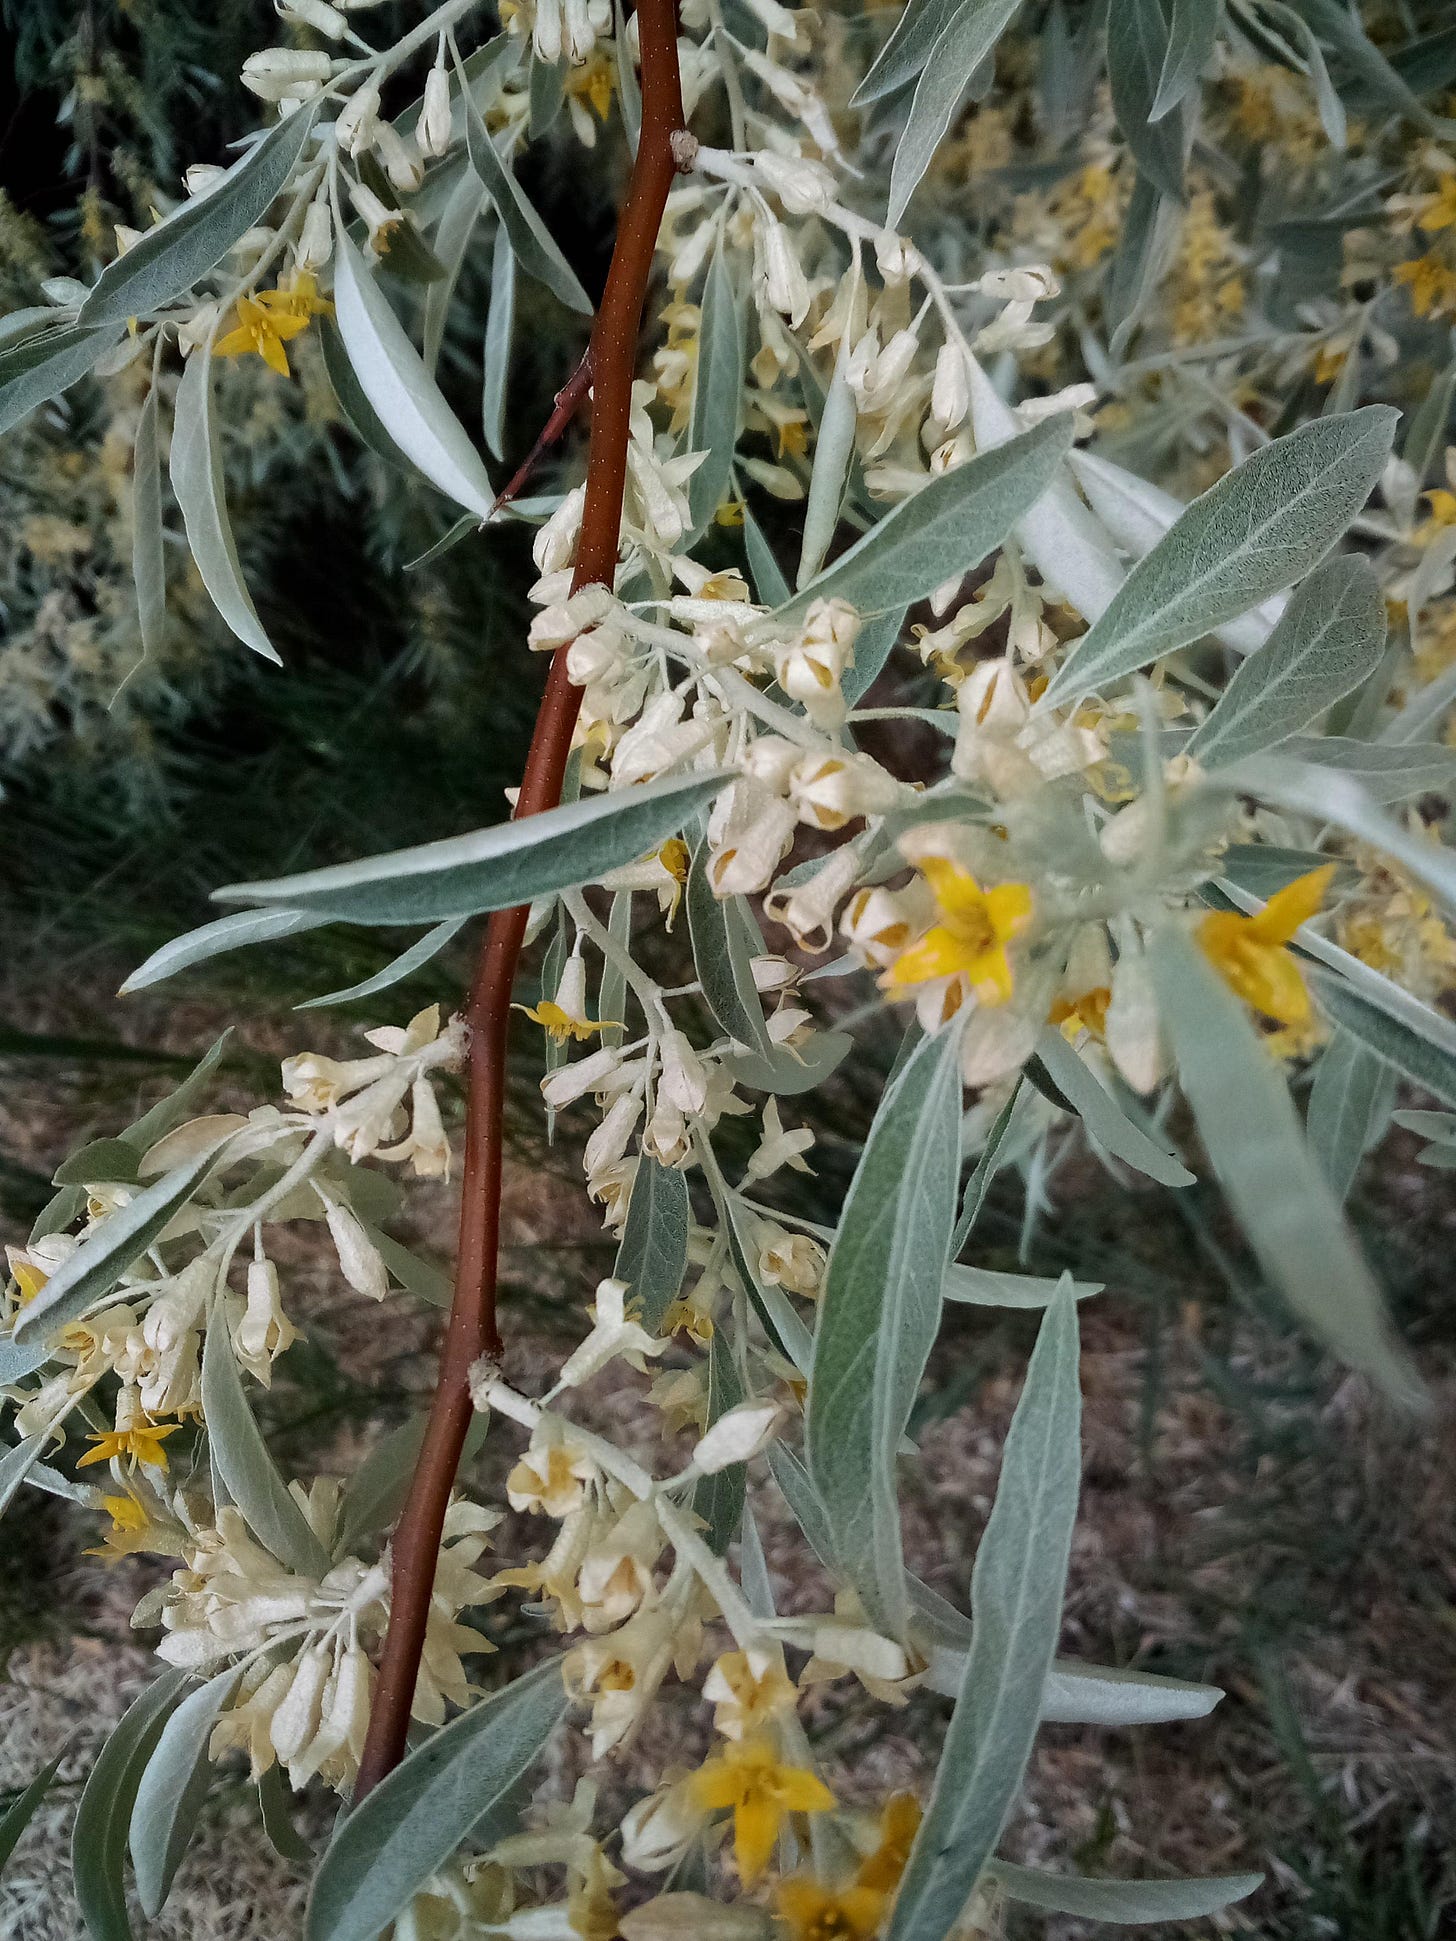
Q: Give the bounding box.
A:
[347,180,400,247]
[279,0,347,36]
[335,82,382,155]
[874,230,923,284]
[763,838,863,951]
[374,122,424,195]
[707,779,798,899]
[757,217,810,328]
[416,63,453,159]
[694,1401,780,1473]
[270,1644,330,1766]
[755,1221,825,1298]
[321,1195,388,1301]
[754,150,836,216]
[789,751,900,831]
[656,1029,709,1116]
[183,163,227,200]
[236,1257,298,1382]
[775,598,859,730]
[931,343,970,431]
[241,48,332,101]
[296,196,333,270]
[533,484,585,574]
[1105,943,1164,1094]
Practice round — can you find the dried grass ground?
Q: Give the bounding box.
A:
[1,972,1453,1941]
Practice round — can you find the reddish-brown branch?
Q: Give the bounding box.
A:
[353,0,688,1800]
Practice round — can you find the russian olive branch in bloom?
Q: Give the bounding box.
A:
[3,3,1456,1937]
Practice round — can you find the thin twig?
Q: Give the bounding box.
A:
[353,0,689,1798]
[492,348,594,512]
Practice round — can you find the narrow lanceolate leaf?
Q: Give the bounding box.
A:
[1108,0,1188,202]
[306,1656,568,1941]
[458,57,590,313]
[856,0,1017,106]
[201,1322,331,1577]
[1308,963,1456,1109]
[170,347,281,662]
[130,383,166,666]
[126,1030,233,1151]
[482,220,516,461]
[614,1157,690,1331]
[776,412,1072,626]
[1187,555,1386,768]
[888,0,1022,223]
[807,1024,964,1637]
[797,358,856,586]
[1149,925,1423,1407]
[122,907,332,994]
[1150,0,1223,119]
[332,220,497,520]
[213,770,729,925]
[1033,1028,1193,1187]
[0,1436,49,1519]
[296,918,466,1010]
[1270,736,1456,802]
[886,1281,1082,1941]
[129,1667,242,1917]
[943,1264,1102,1307]
[0,1751,64,1872]
[987,1862,1261,1924]
[14,1142,232,1345]
[1307,1030,1394,1203]
[422,170,487,374]
[72,1670,192,1941]
[1039,1658,1221,1726]
[0,321,113,436]
[1044,408,1398,706]
[688,236,745,535]
[78,109,318,329]
[686,845,772,1057]
[692,1332,748,1554]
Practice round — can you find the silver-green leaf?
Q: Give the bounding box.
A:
[1187,554,1386,768]
[807,1023,964,1637]
[885,1279,1082,1941]
[213,770,729,925]
[14,1140,232,1346]
[78,109,319,330]
[122,908,332,994]
[129,1666,243,1917]
[1149,924,1423,1406]
[201,1320,332,1577]
[305,1656,567,1941]
[170,345,281,662]
[987,1861,1261,1924]
[1044,408,1397,706]
[775,412,1072,626]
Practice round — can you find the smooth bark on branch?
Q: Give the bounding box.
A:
[353,0,689,1798]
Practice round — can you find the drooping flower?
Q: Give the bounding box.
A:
[691,1735,835,1884]
[77,1394,182,1472]
[775,1875,885,1941]
[883,859,1033,1005]
[1197,866,1334,1026]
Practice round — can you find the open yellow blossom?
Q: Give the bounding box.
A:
[1394,255,1456,320]
[77,1415,182,1472]
[1415,177,1456,233]
[565,49,615,121]
[6,1253,49,1305]
[1197,866,1334,1026]
[214,272,333,376]
[691,1735,835,1883]
[523,999,613,1045]
[775,1877,885,1941]
[882,858,1033,1004]
[703,1646,797,1740]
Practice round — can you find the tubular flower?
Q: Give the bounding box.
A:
[214,272,333,375]
[691,1734,835,1884]
[882,859,1033,1004]
[1197,865,1334,1026]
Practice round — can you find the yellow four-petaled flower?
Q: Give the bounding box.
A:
[214,272,333,377]
[1197,865,1334,1026]
[882,858,1033,1005]
[692,1734,835,1884]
